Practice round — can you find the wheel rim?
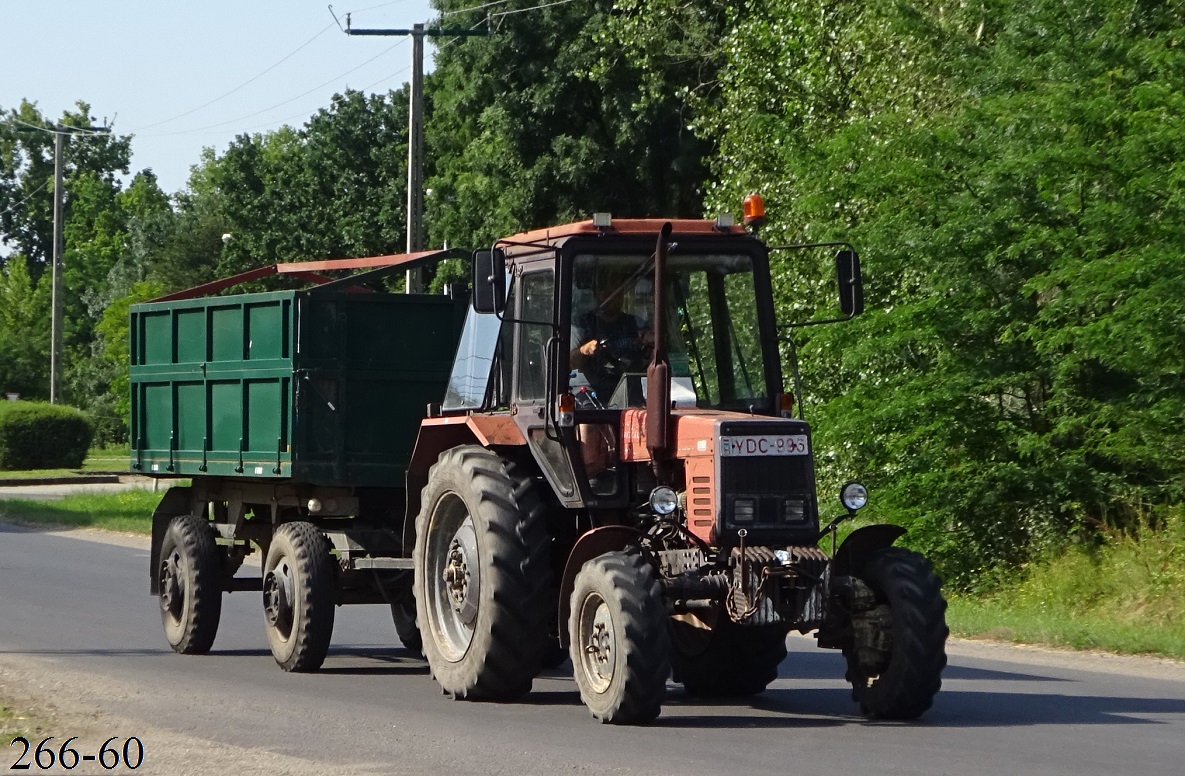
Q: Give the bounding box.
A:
[159,551,185,624]
[577,592,616,694]
[263,558,295,639]
[426,494,480,661]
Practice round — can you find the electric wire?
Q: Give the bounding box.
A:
[488,0,575,20]
[440,0,512,17]
[344,0,422,15]
[7,179,50,209]
[9,117,109,136]
[148,38,409,137]
[129,23,338,132]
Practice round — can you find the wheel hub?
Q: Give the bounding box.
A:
[159,553,183,619]
[263,561,294,635]
[441,522,480,628]
[581,599,616,692]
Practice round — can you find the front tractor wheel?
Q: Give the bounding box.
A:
[262,522,336,672]
[413,446,551,700]
[158,514,222,654]
[569,551,669,725]
[844,547,948,719]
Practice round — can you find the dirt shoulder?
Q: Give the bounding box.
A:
[0,654,381,776]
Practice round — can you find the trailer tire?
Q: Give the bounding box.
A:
[569,551,668,725]
[670,616,788,697]
[158,514,222,654]
[391,600,423,655]
[263,521,336,672]
[414,446,551,700]
[844,547,947,720]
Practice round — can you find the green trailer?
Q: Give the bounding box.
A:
[134,264,467,669]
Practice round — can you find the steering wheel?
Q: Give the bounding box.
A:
[595,336,649,378]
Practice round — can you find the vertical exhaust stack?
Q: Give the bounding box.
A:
[647,222,674,483]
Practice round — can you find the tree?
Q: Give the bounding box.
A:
[0,254,50,399]
[425,0,713,248]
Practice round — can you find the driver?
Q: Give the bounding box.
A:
[569,269,650,400]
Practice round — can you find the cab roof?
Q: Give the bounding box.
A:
[500,218,748,247]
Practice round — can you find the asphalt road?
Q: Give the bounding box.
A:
[1,521,1183,775]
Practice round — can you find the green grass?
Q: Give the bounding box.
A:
[949,508,1185,660]
[0,489,156,534]
[0,702,43,743]
[0,444,131,480]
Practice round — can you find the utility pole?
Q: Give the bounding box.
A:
[407,23,425,292]
[50,131,64,403]
[16,122,111,404]
[345,17,490,293]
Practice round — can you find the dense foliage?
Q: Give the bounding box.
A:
[1,0,1181,586]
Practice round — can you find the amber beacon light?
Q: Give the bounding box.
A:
[742,193,767,228]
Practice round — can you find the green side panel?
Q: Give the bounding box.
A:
[247,300,287,361]
[211,305,244,362]
[143,383,172,449]
[141,311,172,365]
[175,310,205,363]
[175,382,204,450]
[209,381,242,453]
[246,379,283,454]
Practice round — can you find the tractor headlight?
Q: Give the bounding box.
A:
[649,486,678,516]
[840,481,868,512]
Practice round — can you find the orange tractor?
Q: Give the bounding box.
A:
[138,204,947,725]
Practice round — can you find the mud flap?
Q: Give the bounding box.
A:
[149,486,194,595]
[556,525,644,647]
[831,524,907,579]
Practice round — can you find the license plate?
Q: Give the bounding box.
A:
[719,434,810,457]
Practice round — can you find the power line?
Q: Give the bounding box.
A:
[10,117,110,137]
[233,62,413,133]
[130,23,338,132]
[344,0,422,15]
[147,38,409,137]
[7,180,49,209]
[441,0,512,17]
[489,0,575,20]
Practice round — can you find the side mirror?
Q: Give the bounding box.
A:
[835,249,864,317]
[472,248,506,314]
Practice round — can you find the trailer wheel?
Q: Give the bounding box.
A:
[391,599,423,655]
[263,521,336,672]
[414,446,551,700]
[844,547,948,719]
[670,614,788,697]
[158,514,222,654]
[569,551,668,725]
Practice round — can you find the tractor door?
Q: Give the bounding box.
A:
[512,267,581,507]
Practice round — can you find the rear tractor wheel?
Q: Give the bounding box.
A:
[413,446,551,700]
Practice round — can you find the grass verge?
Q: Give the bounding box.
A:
[949,508,1185,660]
[0,445,131,480]
[0,490,156,534]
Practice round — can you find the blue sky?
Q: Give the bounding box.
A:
[2,1,439,194]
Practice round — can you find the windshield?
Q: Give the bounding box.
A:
[569,253,768,411]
